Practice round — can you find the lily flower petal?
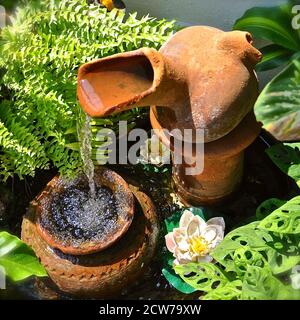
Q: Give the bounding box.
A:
[173,228,190,251]
[164,210,225,266]
[195,215,208,233]
[202,225,224,248]
[179,210,194,228]
[187,217,201,238]
[206,217,225,230]
[165,233,176,253]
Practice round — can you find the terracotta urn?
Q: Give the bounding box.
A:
[21,168,159,297]
[77,26,262,205]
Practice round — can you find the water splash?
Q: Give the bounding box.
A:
[42,186,118,246]
[78,114,96,199]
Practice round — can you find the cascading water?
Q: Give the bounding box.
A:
[78,114,96,199]
[45,112,119,244]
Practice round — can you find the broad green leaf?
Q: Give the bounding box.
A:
[259,195,300,234]
[233,4,300,51]
[212,221,300,274]
[233,247,267,277]
[162,267,196,294]
[0,232,47,281]
[266,143,300,187]
[162,251,196,294]
[174,262,229,292]
[255,59,300,141]
[256,44,293,71]
[241,266,289,300]
[202,280,242,300]
[211,222,269,271]
[263,235,300,274]
[256,198,287,220]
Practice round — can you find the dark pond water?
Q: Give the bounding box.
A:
[0,131,298,300]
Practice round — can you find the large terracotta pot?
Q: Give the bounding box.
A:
[77,26,262,204]
[21,170,159,297]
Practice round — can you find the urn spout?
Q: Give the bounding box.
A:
[77,48,185,118]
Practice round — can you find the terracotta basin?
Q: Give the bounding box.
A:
[21,185,158,297]
[34,167,134,255]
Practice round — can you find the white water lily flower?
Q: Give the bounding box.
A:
[291,265,300,290]
[139,135,170,167]
[165,210,225,265]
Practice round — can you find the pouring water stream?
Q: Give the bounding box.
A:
[78,113,96,199]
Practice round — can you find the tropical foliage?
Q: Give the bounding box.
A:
[254,59,300,141]
[234,0,300,72]
[0,231,47,281]
[234,0,300,141]
[164,198,300,300]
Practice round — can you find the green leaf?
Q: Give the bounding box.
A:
[233,4,300,52]
[256,44,293,72]
[259,195,300,234]
[241,265,300,300]
[212,221,300,274]
[202,280,242,300]
[256,198,287,220]
[211,222,268,271]
[263,233,300,274]
[174,262,229,292]
[233,247,268,277]
[65,142,80,151]
[162,265,196,294]
[0,232,47,281]
[266,143,300,187]
[255,59,300,141]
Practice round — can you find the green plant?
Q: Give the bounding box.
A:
[0,0,176,180]
[266,142,300,186]
[234,1,300,141]
[0,231,47,281]
[254,58,300,141]
[234,0,300,72]
[170,196,300,300]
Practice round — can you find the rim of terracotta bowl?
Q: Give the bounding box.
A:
[35,167,135,255]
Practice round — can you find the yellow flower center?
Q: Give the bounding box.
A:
[189,236,209,256]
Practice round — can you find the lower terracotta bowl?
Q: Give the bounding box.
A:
[21,184,158,298]
[34,167,134,255]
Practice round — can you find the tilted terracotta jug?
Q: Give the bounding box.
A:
[77,26,262,205]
